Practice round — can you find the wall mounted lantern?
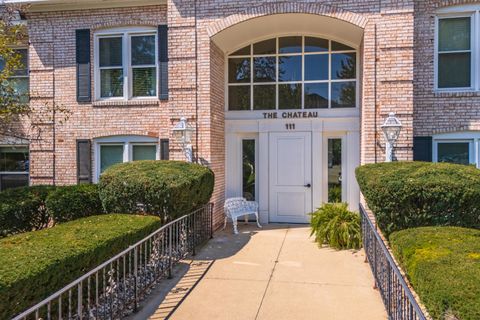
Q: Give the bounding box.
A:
[173,117,194,162]
[381,112,402,162]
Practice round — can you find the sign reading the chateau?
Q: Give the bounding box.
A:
[262,111,319,119]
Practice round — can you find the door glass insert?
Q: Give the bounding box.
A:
[328,139,342,203]
[242,139,256,200]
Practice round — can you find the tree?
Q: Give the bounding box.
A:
[0,5,70,142]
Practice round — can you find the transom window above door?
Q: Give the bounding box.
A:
[227,36,357,111]
[95,27,158,100]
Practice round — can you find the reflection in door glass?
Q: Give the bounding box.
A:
[328,139,342,203]
[242,140,256,200]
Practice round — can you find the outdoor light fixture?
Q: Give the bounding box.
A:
[381,112,402,162]
[173,117,195,162]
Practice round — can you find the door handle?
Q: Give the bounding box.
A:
[304,183,311,188]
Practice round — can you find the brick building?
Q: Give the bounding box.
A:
[1,0,479,226]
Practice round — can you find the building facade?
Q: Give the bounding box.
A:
[1,0,480,227]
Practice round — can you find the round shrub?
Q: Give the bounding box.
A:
[356,161,480,237]
[0,185,55,237]
[98,160,214,220]
[46,184,103,223]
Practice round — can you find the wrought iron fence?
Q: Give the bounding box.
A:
[13,203,214,320]
[360,204,427,320]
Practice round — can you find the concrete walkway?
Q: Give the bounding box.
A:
[135,224,387,320]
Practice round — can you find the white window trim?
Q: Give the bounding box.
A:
[0,144,30,190]
[93,136,160,182]
[225,34,359,112]
[432,132,480,167]
[434,10,478,92]
[94,27,159,101]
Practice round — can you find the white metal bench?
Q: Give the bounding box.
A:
[223,197,262,234]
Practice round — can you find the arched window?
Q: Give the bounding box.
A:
[227,36,357,111]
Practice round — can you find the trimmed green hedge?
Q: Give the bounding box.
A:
[356,162,480,236]
[0,185,54,237]
[99,160,214,220]
[0,214,161,319]
[45,184,103,223]
[390,227,480,320]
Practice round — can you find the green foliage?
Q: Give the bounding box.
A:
[99,160,214,220]
[390,227,480,320]
[310,203,361,250]
[356,162,480,237]
[328,184,342,203]
[0,214,161,319]
[45,184,103,223]
[0,185,54,237]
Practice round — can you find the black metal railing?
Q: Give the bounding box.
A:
[13,203,214,320]
[360,204,427,320]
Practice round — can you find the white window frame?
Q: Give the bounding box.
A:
[0,144,30,191]
[94,27,158,101]
[432,132,480,167]
[93,136,160,182]
[435,7,480,92]
[226,35,359,112]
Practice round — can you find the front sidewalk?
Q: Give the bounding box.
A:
[136,224,387,320]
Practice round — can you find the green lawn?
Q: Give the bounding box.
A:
[390,227,480,320]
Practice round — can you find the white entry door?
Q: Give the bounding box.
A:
[269,132,312,223]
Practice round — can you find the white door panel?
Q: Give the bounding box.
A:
[269,132,312,223]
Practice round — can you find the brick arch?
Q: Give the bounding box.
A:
[207,2,368,37]
[91,21,158,32]
[92,131,159,139]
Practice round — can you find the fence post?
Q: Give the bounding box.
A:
[210,203,214,239]
[192,214,197,256]
[168,225,173,279]
[134,247,138,312]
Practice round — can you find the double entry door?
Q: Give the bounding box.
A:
[269,132,312,223]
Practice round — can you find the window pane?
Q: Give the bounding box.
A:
[0,146,29,172]
[328,139,342,203]
[279,36,302,54]
[0,174,29,191]
[131,35,156,66]
[132,67,156,97]
[229,58,251,83]
[331,81,356,108]
[231,45,250,56]
[9,78,29,103]
[279,83,301,109]
[13,49,28,76]
[253,85,275,110]
[331,41,354,51]
[228,85,250,110]
[254,57,276,82]
[438,142,470,165]
[305,37,328,53]
[332,53,356,80]
[132,145,156,161]
[305,83,328,109]
[242,139,256,201]
[253,39,276,55]
[439,17,470,52]
[100,145,124,173]
[99,37,123,67]
[438,53,471,88]
[305,54,328,81]
[278,55,302,82]
[101,69,123,97]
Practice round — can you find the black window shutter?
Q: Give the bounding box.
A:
[158,25,168,100]
[160,139,169,160]
[413,136,432,162]
[76,29,91,103]
[77,139,92,184]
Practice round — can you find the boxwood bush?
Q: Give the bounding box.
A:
[390,227,480,320]
[98,160,214,220]
[45,184,103,223]
[0,185,54,237]
[0,214,161,319]
[356,162,480,236]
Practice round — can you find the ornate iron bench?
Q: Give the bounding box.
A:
[223,197,262,234]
